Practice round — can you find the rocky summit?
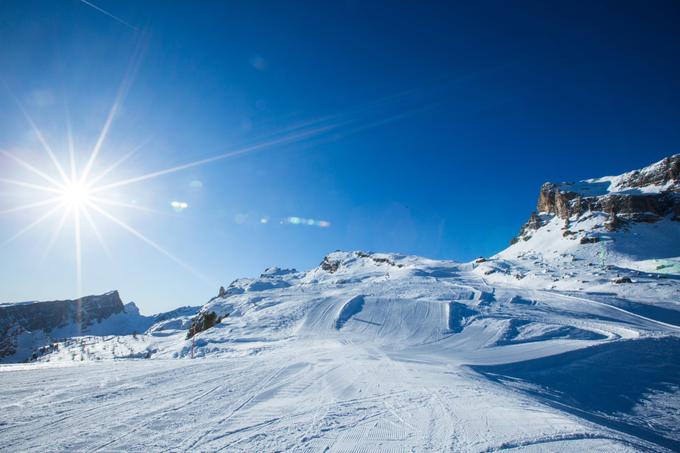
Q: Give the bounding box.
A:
[513,154,680,244]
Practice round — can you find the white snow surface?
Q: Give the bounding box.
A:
[2,245,680,451]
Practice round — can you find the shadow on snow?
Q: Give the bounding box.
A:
[472,337,680,451]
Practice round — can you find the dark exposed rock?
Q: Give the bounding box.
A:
[355,251,405,268]
[371,256,404,268]
[538,184,580,219]
[320,256,341,273]
[579,236,600,244]
[510,212,545,244]
[612,276,633,284]
[187,310,227,339]
[0,291,125,359]
[218,286,226,298]
[538,186,678,225]
[605,213,627,232]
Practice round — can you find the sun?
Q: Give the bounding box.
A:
[0,102,216,297]
[60,180,92,208]
[0,70,357,297]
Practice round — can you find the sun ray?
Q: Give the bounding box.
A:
[0,177,63,194]
[89,195,164,215]
[64,103,77,181]
[0,197,62,216]
[87,136,152,187]
[80,37,146,183]
[74,207,83,297]
[86,96,425,196]
[326,101,442,141]
[41,207,71,262]
[1,202,64,248]
[81,206,111,258]
[88,203,213,285]
[0,150,66,189]
[91,124,336,193]
[6,90,70,185]
[78,0,139,31]
[79,98,123,183]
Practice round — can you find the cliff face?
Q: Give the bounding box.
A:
[0,291,125,359]
[513,154,680,243]
[537,185,679,222]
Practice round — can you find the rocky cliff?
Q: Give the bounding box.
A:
[0,291,145,361]
[512,154,680,243]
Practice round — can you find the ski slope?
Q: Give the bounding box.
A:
[1,250,679,452]
[0,339,657,452]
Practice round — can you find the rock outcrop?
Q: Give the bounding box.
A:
[512,154,680,243]
[0,291,125,359]
[537,184,679,223]
[187,311,225,339]
[320,256,341,273]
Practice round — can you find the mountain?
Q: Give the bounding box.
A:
[489,154,680,290]
[1,156,679,452]
[507,153,678,254]
[0,291,199,362]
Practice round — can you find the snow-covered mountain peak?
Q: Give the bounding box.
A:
[501,155,680,273]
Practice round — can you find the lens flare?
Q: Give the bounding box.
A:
[171,201,189,212]
[282,216,331,228]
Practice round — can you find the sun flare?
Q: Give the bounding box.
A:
[60,180,92,208]
[0,66,368,298]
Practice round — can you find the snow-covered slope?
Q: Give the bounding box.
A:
[12,245,677,450]
[1,155,679,452]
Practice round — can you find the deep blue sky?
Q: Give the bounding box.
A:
[1,1,679,312]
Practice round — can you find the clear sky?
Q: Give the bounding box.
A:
[1,1,679,313]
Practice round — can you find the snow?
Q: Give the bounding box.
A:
[1,156,679,451]
[0,342,647,452]
[1,246,678,451]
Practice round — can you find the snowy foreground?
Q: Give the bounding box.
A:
[2,155,679,451]
[2,249,679,452]
[0,340,669,452]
